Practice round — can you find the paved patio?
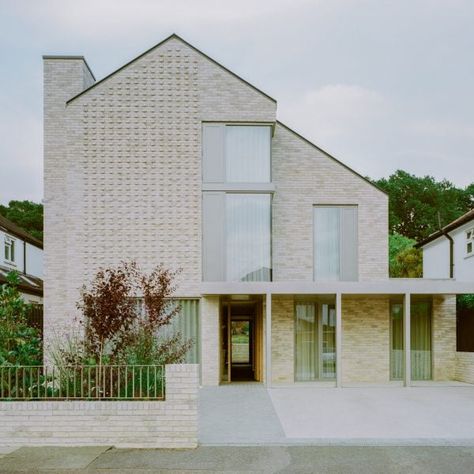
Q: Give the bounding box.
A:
[199,383,474,445]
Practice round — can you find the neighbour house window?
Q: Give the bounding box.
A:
[4,236,15,264]
[202,124,273,282]
[466,228,474,256]
[313,206,358,281]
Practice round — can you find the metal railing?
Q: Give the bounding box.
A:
[0,365,165,401]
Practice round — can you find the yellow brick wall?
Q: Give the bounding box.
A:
[341,297,390,384]
[271,296,294,383]
[432,295,456,381]
[455,352,474,383]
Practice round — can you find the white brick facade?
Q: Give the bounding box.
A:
[0,364,198,449]
[43,34,461,387]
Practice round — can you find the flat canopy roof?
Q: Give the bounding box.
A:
[201,279,474,296]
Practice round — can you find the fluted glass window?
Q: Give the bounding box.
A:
[313,206,358,281]
[225,126,271,182]
[295,302,336,381]
[226,194,271,281]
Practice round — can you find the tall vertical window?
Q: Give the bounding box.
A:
[390,300,432,381]
[226,194,271,281]
[313,206,358,281]
[466,228,473,256]
[4,236,15,263]
[390,303,404,380]
[202,123,273,282]
[295,302,336,381]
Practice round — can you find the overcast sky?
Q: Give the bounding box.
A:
[1,0,473,204]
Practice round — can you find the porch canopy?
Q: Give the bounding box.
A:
[201,279,473,388]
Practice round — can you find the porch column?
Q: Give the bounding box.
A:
[265,292,272,387]
[404,293,411,387]
[336,292,342,388]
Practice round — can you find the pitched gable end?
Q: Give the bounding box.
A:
[66,34,276,105]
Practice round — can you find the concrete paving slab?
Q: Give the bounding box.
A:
[269,385,474,442]
[0,446,111,471]
[3,446,473,473]
[87,446,290,472]
[199,384,286,445]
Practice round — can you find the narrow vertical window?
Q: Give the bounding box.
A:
[390,303,404,380]
[313,206,358,281]
[390,300,432,381]
[226,194,271,281]
[295,302,336,381]
[4,237,15,263]
[295,303,318,381]
[466,228,473,256]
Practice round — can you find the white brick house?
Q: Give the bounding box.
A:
[417,209,474,282]
[0,215,43,303]
[43,34,473,387]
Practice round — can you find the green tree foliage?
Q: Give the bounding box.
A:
[0,272,42,365]
[374,170,473,241]
[54,262,191,367]
[389,233,422,277]
[458,294,474,310]
[0,200,43,241]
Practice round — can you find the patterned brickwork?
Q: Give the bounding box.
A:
[272,124,388,282]
[432,295,456,380]
[341,297,390,384]
[271,296,295,383]
[201,296,220,386]
[44,37,276,345]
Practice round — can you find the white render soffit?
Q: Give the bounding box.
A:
[200,279,474,295]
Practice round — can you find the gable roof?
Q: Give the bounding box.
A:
[416,208,474,248]
[276,121,388,196]
[66,33,276,105]
[0,215,43,249]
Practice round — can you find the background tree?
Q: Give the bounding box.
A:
[0,200,43,241]
[374,170,473,241]
[0,272,42,365]
[389,233,422,277]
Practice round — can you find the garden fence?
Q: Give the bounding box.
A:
[0,365,164,400]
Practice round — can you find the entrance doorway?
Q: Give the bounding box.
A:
[221,299,263,383]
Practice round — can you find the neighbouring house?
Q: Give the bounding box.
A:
[416,209,474,281]
[43,34,473,387]
[0,214,43,304]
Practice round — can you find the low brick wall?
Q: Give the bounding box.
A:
[0,364,199,449]
[455,352,474,384]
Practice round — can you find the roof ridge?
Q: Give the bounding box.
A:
[66,33,276,104]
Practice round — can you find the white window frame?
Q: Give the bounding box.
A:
[466,227,474,256]
[4,235,16,265]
